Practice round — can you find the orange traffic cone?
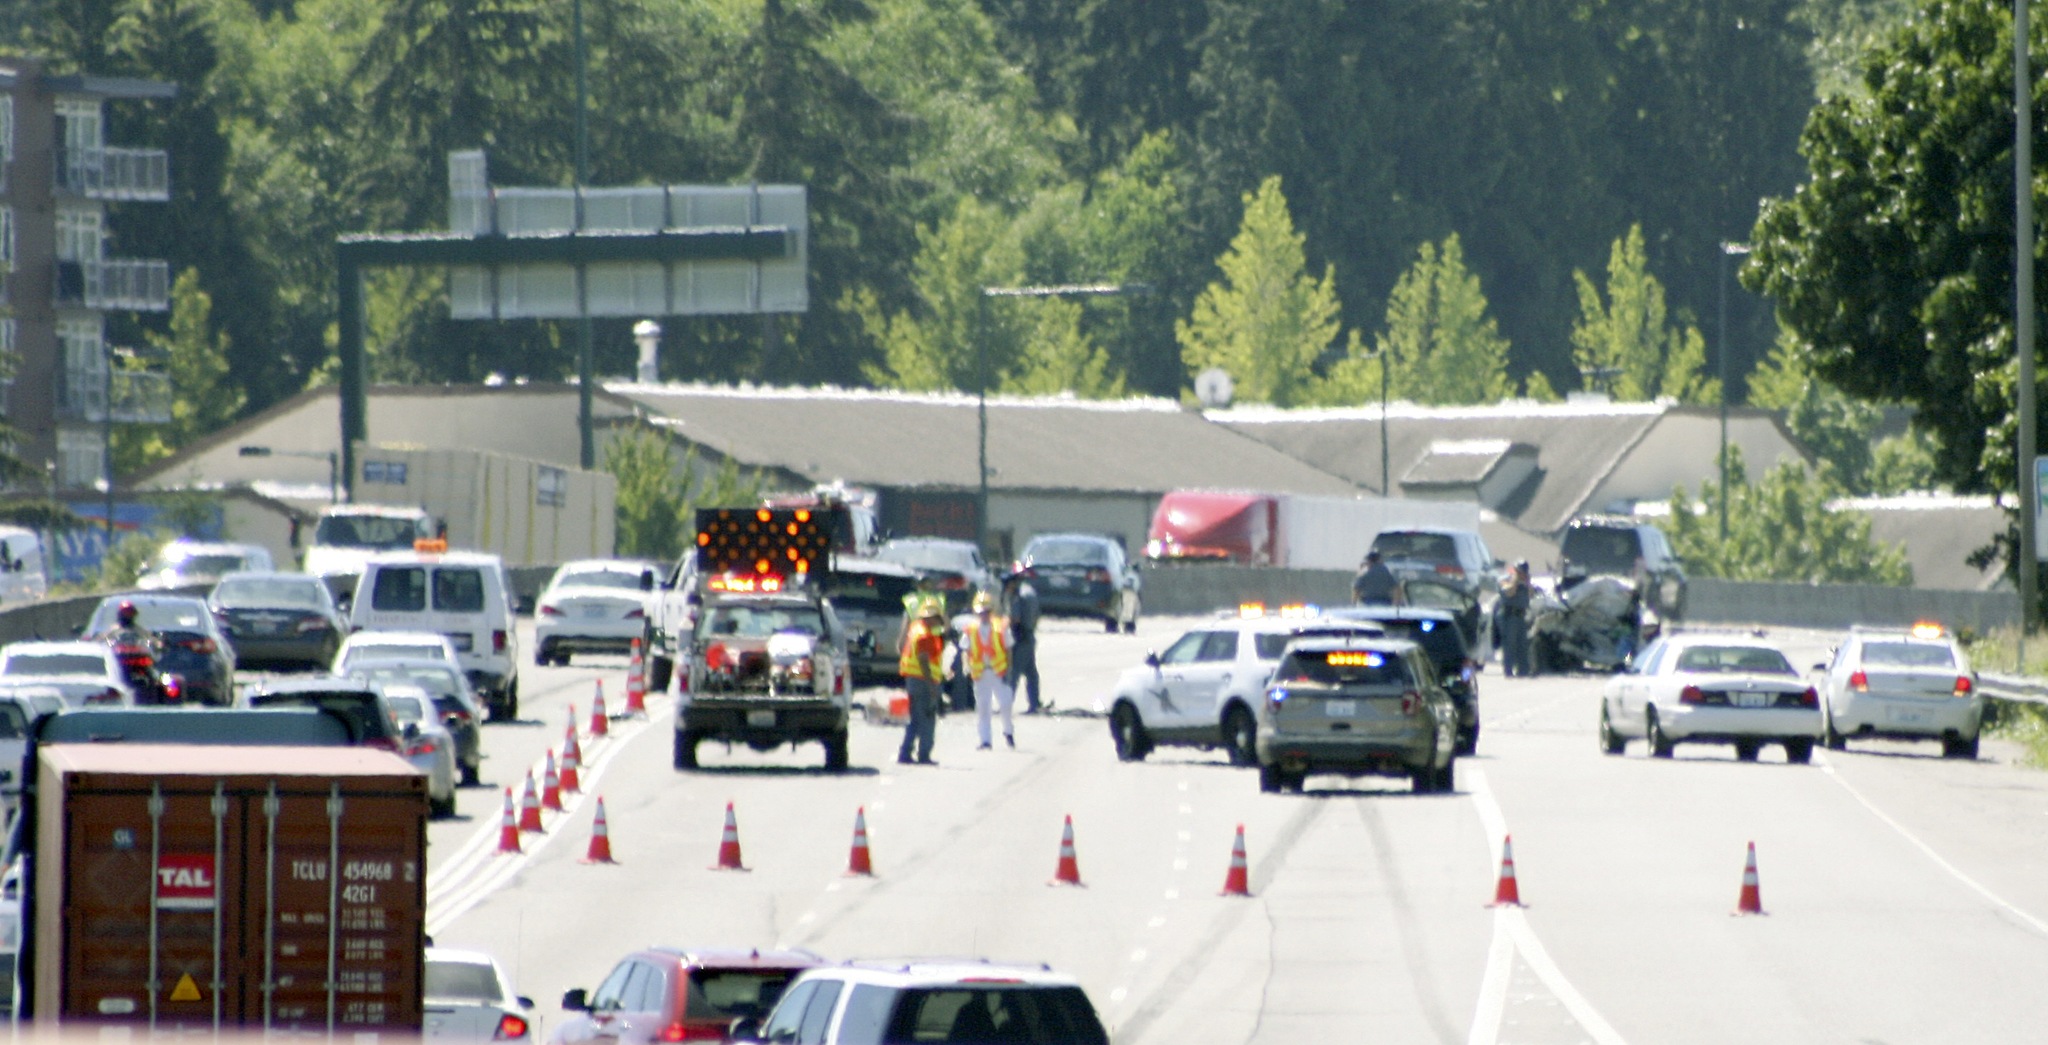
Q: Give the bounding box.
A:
[541,750,564,811]
[1049,815,1083,887]
[560,731,583,794]
[1220,824,1251,897]
[711,802,747,870]
[590,681,610,737]
[1734,842,1765,916]
[581,796,618,864]
[518,771,544,833]
[495,787,521,855]
[625,639,648,714]
[1489,835,1523,907]
[847,807,875,876]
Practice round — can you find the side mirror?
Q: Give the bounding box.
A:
[1144,651,1161,670]
[403,722,421,741]
[1811,662,1827,673]
[640,570,656,591]
[517,996,534,1011]
[727,1016,763,1042]
[561,988,590,1012]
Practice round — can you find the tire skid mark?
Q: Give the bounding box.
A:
[1356,800,1462,1044]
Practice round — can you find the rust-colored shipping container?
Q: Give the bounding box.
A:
[29,743,427,1035]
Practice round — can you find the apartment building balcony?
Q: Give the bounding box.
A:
[54,146,170,201]
[57,362,173,424]
[53,258,171,311]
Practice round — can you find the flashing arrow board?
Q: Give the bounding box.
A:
[694,507,840,580]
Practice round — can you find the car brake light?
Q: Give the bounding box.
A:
[1086,568,1112,584]
[539,604,564,617]
[1800,686,1818,707]
[626,607,645,619]
[92,688,122,705]
[493,630,508,653]
[656,1023,723,1042]
[940,576,967,590]
[1400,690,1418,715]
[184,637,217,655]
[1435,563,1464,578]
[1679,685,1705,705]
[1849,671,1868,692]
[365,736,401,753]
[706,643,728,671]
[411,739,439,755]
[493,1013,531,1040]
[1954,675,1974,697]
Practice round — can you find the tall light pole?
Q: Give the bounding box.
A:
[573,0,595,469]
[2018,0,2038,667]
[1719,242,1751,543]
[976,283,1154,553]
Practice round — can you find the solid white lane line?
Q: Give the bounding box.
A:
[1463,765,1626,1045]
[1820,760,2048,939]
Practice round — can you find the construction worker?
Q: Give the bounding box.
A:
[965,591,1015,749]
[896,603,946,765]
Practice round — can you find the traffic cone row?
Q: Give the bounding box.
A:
[560,731,583,794]
[495,788,521,855]
[1480,835,1768,915]
[518,771,544,833]
[625,639,648,715]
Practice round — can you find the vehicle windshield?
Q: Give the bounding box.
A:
[315,515,424,550]
[1370,531,1458,565]
[350,663,465,700]
[1862,641,1958,669]
[1273,649,1410,687]
[425,959,503,1003]
[1672,645,1796,675]
[554,566,646,591]
[160,554,250,577]
[700,605,825,639]
[875,541,976,573]
[214,578,327,609]
[346,642,450,663]
[247,691,393,741]
[1023,538,1111,567]
[687,969,797,1021]
[1561,526,1643,574]
[886,986,1109,1045]
[1366,618,1467,672]
[384,693,428,722]
[3,653,105,676]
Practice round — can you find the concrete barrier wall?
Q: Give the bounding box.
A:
[1684,578,2017,632]
[0,594,107,645]
[1138,564,2019,633]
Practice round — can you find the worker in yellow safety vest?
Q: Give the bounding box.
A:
[964,591,1015,749]
[896,603,947,765]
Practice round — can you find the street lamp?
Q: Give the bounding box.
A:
[1719,242,1751,543]
[976,283,1154,553]
[239,445,342,504]
[633,319,662,384]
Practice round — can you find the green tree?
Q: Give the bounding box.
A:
[1867,432,1943,496]
[604,427,767,561]
[117,269,246,472]
[1325,233,1512,406]
[1746,324,1891,493]
[1571,225,1719,403]
[1177,176,1343,407]
[1746,0,2015,495]
[1665,447,1913,585]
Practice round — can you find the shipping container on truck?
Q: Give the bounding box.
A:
[23,743,427,1034]
[348,444,618,566]
[1145,491,1481,571]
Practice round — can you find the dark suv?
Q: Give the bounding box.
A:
[1365,528,1499,652]
[1558,516,1687,621]
[1323,607,1480,755]
[553,947,823,1045]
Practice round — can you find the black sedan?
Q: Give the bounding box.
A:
[85,594,238,706]
[1015,532,1141,633]
[207,571,347,671]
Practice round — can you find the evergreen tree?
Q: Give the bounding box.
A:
[117,269,245,472]
[1176,176,1343,407]
[1571,224,1719,403]
[1326,233,1513,406]
[1665,446,1912,585]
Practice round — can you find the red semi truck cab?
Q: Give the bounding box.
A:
[1145,491,1281,566]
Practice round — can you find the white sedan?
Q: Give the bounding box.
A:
[0,641,133,706]
[533,559,661,666]
[424,946,535,1044]
[1599,633,1821,763]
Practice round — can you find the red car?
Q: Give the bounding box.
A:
[552,947,823,1044]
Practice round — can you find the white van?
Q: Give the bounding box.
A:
[349,550,521,719]
[0,527,49,608]
[303,505,435,580]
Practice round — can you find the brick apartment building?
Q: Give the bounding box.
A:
[0,54,172,493]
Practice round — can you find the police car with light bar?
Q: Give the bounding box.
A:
[1102,604,1380,765]
[1818,621,1982,759]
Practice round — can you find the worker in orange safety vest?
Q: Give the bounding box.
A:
[965,591,1015,749]
[896,604,947,765]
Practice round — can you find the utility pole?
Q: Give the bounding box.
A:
[2018,0,2037,669]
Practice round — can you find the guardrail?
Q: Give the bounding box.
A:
[1979,672,2048,711]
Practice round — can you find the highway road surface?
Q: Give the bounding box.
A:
[418,616,2048,1044]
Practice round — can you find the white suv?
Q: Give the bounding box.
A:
[1103,607,1377,765]
[731,960,1108,1045]
[1819,622,1982,758]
